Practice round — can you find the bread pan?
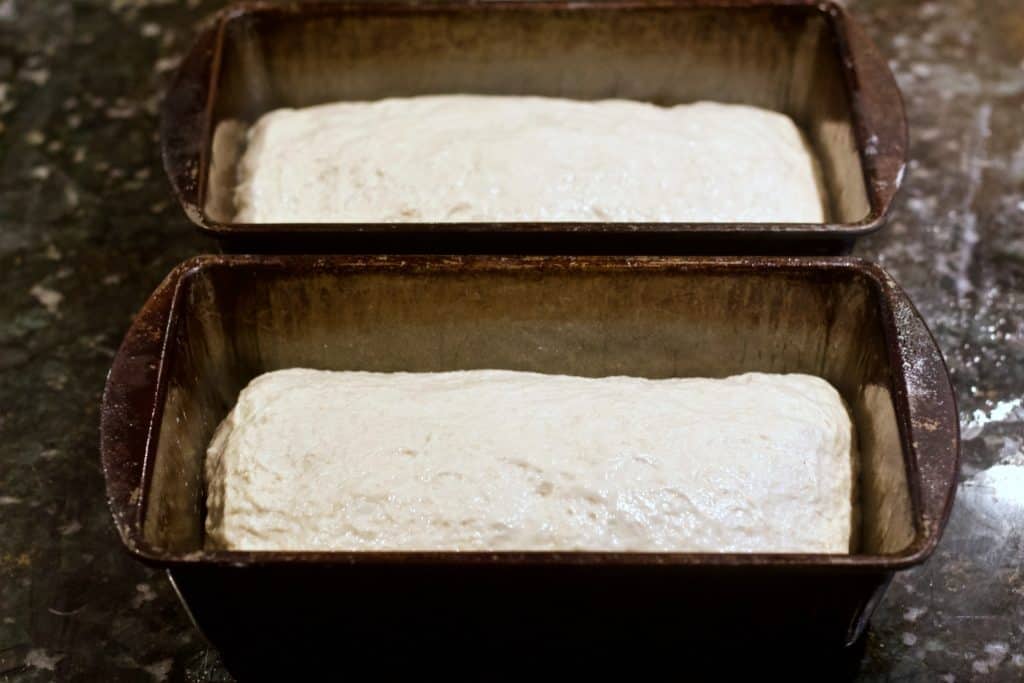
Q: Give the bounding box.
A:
[161,1,907,255]
[100,256,956,676]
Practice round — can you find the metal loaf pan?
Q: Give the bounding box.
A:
[100,256,957,676]
[161,1,907,255]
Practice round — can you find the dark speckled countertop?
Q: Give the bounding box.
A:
[1,0,1022,680]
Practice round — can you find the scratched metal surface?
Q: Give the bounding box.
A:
[0,0,1021,680]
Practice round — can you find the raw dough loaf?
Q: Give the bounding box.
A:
[205,370,854,553]
[231,95,825,223]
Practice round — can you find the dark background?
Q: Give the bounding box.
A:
[1,0,1022,680]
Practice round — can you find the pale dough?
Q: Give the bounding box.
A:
[205,370,854,553]
[231,95,825,223]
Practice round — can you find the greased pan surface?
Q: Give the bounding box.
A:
[101,256,956,674]
[161,1,907,254]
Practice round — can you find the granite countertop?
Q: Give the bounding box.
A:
[1,0,1022,680]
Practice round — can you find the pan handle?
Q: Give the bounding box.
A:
[835,5,909,227]
[161,20,220,226]
[100,262,191,554]
[883,275,960,553]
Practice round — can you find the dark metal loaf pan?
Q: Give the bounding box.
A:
[162,1,907,255]
[100,256,957,676]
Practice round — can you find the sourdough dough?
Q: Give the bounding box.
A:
[205,370,854,553]
[230,95,825,223]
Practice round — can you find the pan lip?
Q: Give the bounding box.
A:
[212,0,857,22]
[104,255,955,570]
[165,0,903,240]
